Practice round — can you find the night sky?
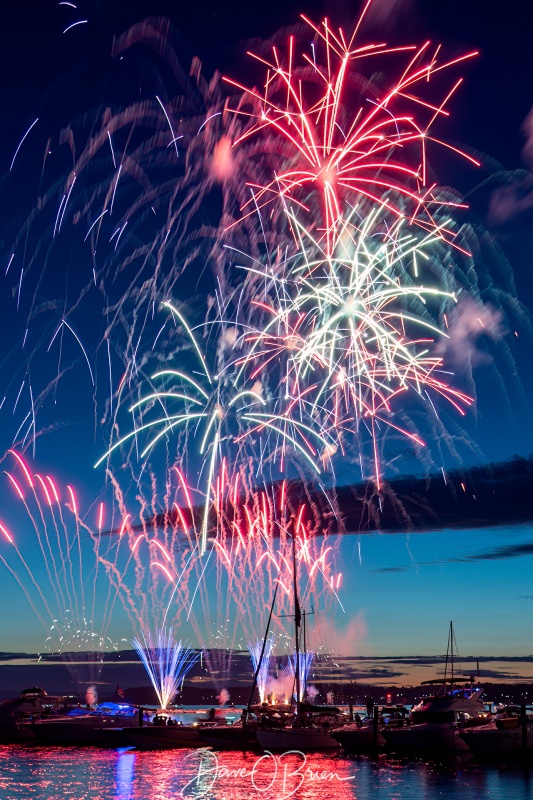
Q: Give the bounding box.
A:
[0,0,532,681]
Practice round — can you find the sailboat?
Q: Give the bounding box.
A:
[383,621,488,753]
[197,585,284,750]
[254,535,344,752]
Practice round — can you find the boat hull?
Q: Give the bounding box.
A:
[460,725,533,756]
[125,726,204,749]
[0,722,36,744]
[333,725,385,751]
[383,723,471,753]
[29,720,133,747]
[255,727,340,751]
[197,725,259,750]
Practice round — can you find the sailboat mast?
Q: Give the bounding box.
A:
[451,621,455,686]
[302,610,307,701]
[444,621,451,684]
[292,531,301,708]
[245,582,279,720]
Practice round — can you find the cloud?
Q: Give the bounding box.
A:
[346,667,405,680]
[361,0,414,30]
[488,177,533,225]
[322,613,368,657]
[489,105,533,224]
[521,105,533,167]
[374,565,410,573]
[479,669,533,680]
[469,540,533,561]
[437,299,505,369]
[374,537,533,573]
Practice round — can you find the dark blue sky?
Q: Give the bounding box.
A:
[0,0,532,668]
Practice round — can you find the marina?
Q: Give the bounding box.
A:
[2,628,532,759]
[2,691,533,760]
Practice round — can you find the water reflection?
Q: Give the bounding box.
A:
[115,748,136,799]
[177,749,358,800]
[0,746,531,800]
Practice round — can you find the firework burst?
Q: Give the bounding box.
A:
[287,649,315,702]
[235,205,474,485]
[95,300,269,553]
[132,627,199,709]
[248,636,274,703]
[225,14,479,256]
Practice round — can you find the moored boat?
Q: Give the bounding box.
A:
[383,686,489,753]
[333,706,409,752]
[460,706,533,758]
[197,703,296,750]
[255,724,341,751]
[0,687,69,744]
[29,702,142,746]
[197,721,260,750]
[125,722,205,749]
[254,703,345,751]
[383,623,489,754]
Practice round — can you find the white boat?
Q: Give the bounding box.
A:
[0,687,57,743]
[246,539,347,752]
[383,687,489,753]
[383,623,489,754]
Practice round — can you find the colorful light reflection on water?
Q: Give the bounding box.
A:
[1,746,532,800]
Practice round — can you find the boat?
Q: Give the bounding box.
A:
[197,704,295,751]
[255,726,340,751]
[253,539,350,751]
[459,706,533,758]
[0,687,69,743]
[332,705,409,752]
[125,715,207,749]
[196,720,260,750]
[125,707,246,749]
[194,584,287,752]
[383,622,489,753]
[29,701,143,746]
[255,705,343,751]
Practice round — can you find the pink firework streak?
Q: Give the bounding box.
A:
[0,452,119,681]
[224,15,479,256]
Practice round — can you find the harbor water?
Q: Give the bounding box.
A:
[1,745,531,800]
